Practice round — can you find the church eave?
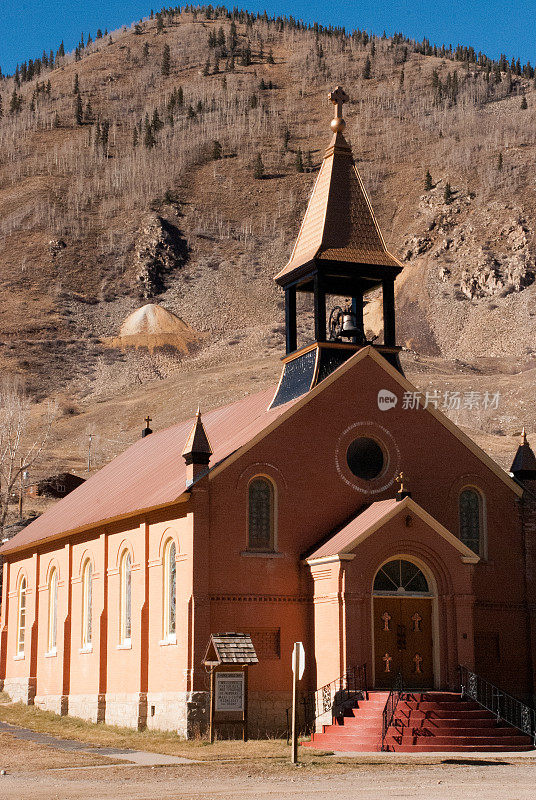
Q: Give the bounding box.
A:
[275,256,403,289]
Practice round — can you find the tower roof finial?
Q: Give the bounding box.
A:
[329,85,349,133]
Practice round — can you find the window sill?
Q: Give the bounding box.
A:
[13,653,24,661]
[79,646,93,654]
[45,649,57,658]
[240,550,284,558]
[117,640,132,650]
[159,636,177,646]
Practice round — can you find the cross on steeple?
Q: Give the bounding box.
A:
[329,85,349,118]
[145,415,152,428]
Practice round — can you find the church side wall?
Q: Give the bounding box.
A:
[2,552,37,704]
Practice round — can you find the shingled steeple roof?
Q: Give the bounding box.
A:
[275,86,402,285]
[510,428,536,481]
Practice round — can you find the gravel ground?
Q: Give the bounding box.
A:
[1,756,536,799]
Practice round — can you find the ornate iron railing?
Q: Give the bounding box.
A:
[381,672,404,751]
[459,665,536,744]
[285,664,368,743]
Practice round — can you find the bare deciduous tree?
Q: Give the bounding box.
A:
[0,381,57,538]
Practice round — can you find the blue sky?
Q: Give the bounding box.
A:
[1,1,535,74]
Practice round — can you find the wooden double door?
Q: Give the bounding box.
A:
[373,596,434,688]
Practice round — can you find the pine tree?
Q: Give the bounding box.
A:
[0,95,3,119]
[144,117,156,148]
[362,56,372,79]
[133,127,139,146]
[57,41,65,58]
[203,58,211,76]
[253,152,264,179]
[443,181,453,204]
[399,69,404,88]
[84,99,93,122]
[497,152,503,171]
[177,86,184,106]
[73,73,79,95]
[143,42,149,61]
[267,49,275,64]
[282,127,290,150]
[53,111,60,128]
[156,13,164,33]
[152,108,164,131]
[75,92,83,125]
[46,79,51,95]
[425,170,433,191]
[212,140,222,159]
[161,44,171,76]
[96,29,103,39]
[521,95,528,110]
[295,149,304,173]
[10,88,21,114]
[217,27,225,47]
[134,24,143,35]
[101,120,110,151]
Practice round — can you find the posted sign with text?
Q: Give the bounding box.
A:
[215,672,245,712]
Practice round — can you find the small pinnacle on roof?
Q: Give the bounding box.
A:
[395,471,411,500]
[329,85,349,133]
[182,407,213,465]
[522,426,527,444]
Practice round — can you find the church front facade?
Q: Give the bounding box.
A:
[2,89,536,737]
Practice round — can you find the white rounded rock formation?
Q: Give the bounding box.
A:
[113,303,200,353]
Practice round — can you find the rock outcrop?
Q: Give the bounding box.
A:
[134,215,188,299]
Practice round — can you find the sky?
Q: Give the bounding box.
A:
[1,1,535,75]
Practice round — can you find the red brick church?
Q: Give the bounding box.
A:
[1,88,536,748]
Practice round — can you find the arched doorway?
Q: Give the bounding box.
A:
[372,558,435,688]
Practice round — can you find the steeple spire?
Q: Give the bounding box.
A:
[182,407,212,486]
[510,428,536,482]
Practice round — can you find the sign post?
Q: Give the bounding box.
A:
[291,642,305,764]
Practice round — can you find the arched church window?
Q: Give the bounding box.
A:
[47,568,58,653]
[248,477,275,551]
[17,577,26,655]
[81,560,92,649]
[459,488,482,555]
[373,559,430,594]
[163,540,176,642]
[119,551,132,644]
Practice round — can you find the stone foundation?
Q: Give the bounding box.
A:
[247,691,291,738]
[104,692,148,730]
[2,677,36,705]
[68,693,106,723]
[34,694,68,716]
[146,690,208,736]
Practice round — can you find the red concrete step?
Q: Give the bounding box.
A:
[303,689,535,753]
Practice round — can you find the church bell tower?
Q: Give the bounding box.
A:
[270,87,404,409]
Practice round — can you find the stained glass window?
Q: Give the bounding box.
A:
[163,541,176,640]
[48,569,58,653]
[248,478,274,551]
[17,577,26,655]
[373,559,429,594]
[82,560,92,648]
[120,551,132,643]
[459,489,482,554]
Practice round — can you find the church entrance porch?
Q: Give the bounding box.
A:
[372,559,434,689]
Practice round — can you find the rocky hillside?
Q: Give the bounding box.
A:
[1,5,535,490]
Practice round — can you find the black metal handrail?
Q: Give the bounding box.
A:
[285,664,368,742]
[459,665,536,744]
[381,672,404,751]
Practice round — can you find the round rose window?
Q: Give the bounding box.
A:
[346,437,384,480]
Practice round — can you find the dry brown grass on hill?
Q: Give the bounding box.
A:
[0,7,535,492]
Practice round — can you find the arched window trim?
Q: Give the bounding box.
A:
[17,576,27,656]
[162,539,177,644]
[119,550,132,646]
[247,475,277,553]
[458,486,486,557]
[47,568,58,655]
[81,559,93,651]
[372,557,433,596]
